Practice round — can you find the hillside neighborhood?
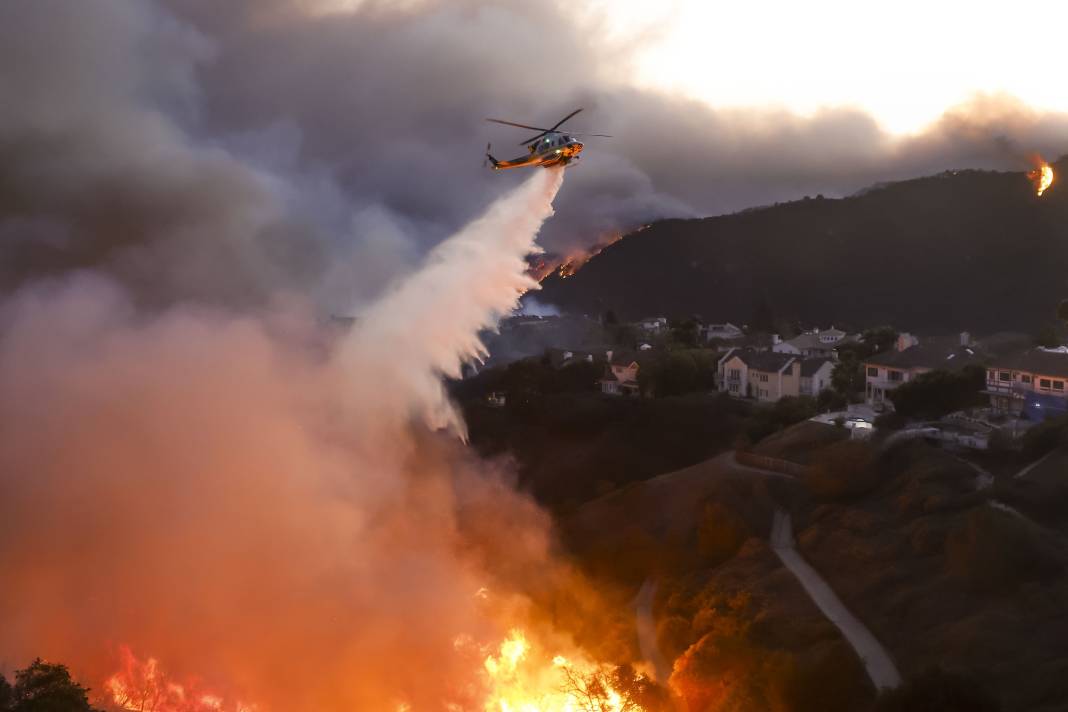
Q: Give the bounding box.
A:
[476,312,1068,453]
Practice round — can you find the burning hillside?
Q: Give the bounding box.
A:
[529,227,648,283]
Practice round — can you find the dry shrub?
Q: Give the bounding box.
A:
[945,507,1063,593]
[803,440,878,500]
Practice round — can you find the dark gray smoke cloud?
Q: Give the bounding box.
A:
[4,0,1068,311]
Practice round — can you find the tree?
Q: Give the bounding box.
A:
[603,309,619,326]
[0,675,12,711]
[561,664,669,712]
[861,326,898,355]
[750,297,775,334]
[1057,299,1068,324]
[1035,324,1059,348]
[8,660,103,712]
[669,317,700,348]
[816,387,847,412]
[831,352,864,402]
[887,365,986,419]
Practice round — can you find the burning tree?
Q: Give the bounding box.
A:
[559,664,669,712]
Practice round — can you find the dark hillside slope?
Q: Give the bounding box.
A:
[540,159,1068,332]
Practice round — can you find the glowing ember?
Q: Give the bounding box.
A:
[106,647,258,712]
[531,227,649,283]
[1029,159,1054,196]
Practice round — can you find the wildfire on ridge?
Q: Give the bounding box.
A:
[105,646,258,712]
[104,631,654,712]
[529,226,650,283]
[1028,156,1054,196]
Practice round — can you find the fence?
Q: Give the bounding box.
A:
[736,450,812,478]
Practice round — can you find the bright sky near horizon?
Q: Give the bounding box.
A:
[595,0,1064,134]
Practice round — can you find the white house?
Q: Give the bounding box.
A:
[799,358,835,397]
[703,322,744,342]
[773,327,858,359]
[637,317,668,333]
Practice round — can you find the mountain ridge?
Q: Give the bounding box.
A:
[540,159,1068,333]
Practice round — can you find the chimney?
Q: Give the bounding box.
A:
[772,333,782,345]
[960,331,971,347]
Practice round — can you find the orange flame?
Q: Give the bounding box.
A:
[1029,156,1054,196]
[538,227,649,283]
[105,646,258,712]
[477,630,646,712]
[105,632,650,712]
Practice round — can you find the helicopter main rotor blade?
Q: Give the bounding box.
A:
[569,132,613,138]
[486,118,551,132]
[549,108,583,131]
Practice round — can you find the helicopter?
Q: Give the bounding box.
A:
[484,108,611,170]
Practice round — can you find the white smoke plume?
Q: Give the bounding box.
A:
[0,169,601,711]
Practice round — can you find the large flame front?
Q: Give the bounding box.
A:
[1029,159,1054,196]
[105,631,651,712]
[479,631,645,712]
[105,647,258,712]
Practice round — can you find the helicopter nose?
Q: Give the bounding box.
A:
[575,142,584,153]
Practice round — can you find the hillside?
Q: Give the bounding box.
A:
[540,158,1068,333]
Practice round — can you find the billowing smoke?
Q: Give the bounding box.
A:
[0,169,620,710]
[6,0,1068,313]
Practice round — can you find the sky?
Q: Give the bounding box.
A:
[604,0,1067,134]
[2,0,1068,314]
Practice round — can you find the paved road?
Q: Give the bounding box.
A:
[1014,450,1056,480]
[770,510,902,691]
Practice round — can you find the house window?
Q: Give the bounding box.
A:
[888,370,902,382]
[1040,378,1052,389]
[760,373,769,382]
[1022,374,1032,384]
[1055,381,1065,391]
[999,371,1011,382]
[867,367,878,377]
[729,368,741,379]
[987,369,995,381]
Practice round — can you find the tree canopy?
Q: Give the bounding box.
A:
[1,660,102,712]
[887,365,986,419]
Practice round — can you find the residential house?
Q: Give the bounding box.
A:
[546,348,597,369]
[984,347,1068,419]
[799,358,835,397]
[702,322,744,342]
[637,317,668,333]
[600,350,641,396]
[773,326,858,359]
[718,348,800,402]
[864,333,986,409]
